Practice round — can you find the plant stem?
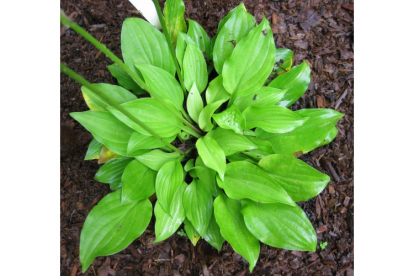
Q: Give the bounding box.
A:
[61,62,186,156]
[152,0,187,95]
[60,10,203,138]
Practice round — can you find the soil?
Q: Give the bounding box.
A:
[60,0,354,275]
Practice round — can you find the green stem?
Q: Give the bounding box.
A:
[61,62,186,156]
[152,0,187,95]
[60,10,203,138]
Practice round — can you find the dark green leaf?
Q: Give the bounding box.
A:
[136,150,181,171]
[258,154,330,202]
[84,138,103,160]
[187,19,211,59]
[107,64,144,94]
[206,128,257,156]
[233,86,286,112]
[81,83,137,111]
[241,199,317,251]
[80,191,152,272]
[196,136,226,180]
[121,160,157,203]
[204,214,224,250]
[183,43,208,92]
[164,0,187,47]
[214,194,260,272]
[127,132,176,156]
[95,158,133,189]
[212,105,246,134]
[155,160,184,214]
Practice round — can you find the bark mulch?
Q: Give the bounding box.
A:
[60,0,354,275]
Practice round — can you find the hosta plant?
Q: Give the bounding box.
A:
[61,0,343,273]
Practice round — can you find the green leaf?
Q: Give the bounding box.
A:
[186,84,204,124]
[187,19,211,59]
[212,104,246,134]
[242,136,274,160]
[107,64,144,95]
[164,0,187,47]
[206,75,231,104]
[154,182,187,243]
[95,158,133,189]
[213,4,256,74]
[121,160,157,204]
[81,83,137,111]
[217,161,295,205]
[184,159,195,171]
[70,111,134,156]
[214,194,260,272]
[195,157,218,196]
[268,61,311,107]
[258,154,330,202]
[256,109,344,155]
[198,100,226,132]
[80,191,152,272]
[241,200,317,251]
[233,86,286,112]
[226,153,257,164]
[196,136,226,180]
[183,180,213,237]
[135,64,184,112]
[176,32,196,68]
[107,98,182,138]
[206,128,257,156]
[98,145,118,164]
[222,18,276,97]
[184,219,200,246]
[84,138,103,160]
[155,160,184,214]
[121,18,175,76]
[136,150,181,171]
[274,48,294,75]
[183,43,208,92]
[243,106,308,133]
[204,214,224,250]
[127,132,176,156]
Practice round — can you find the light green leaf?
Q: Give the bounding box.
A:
[187,84,204,124]
[213,4,256,74]
[233,86,286,112]
[121,160,157,204]
[94,158,133,189]
[274,48,294,75]
[241,200,317,251]
[258,154,330,202]
[107,98,182,138]
[84,138,103,160]
[226,152,257,163]
[206,128,257,156]
[70,111,134,156]
[107,64,144,95]
[121,18,175,76]
[127,132,176,156]
[184,159,195,172]
[80,191,152,272]
[81,83,137,111]
[222,18,276,97]
[136,150,181,171]
[243,106,308,133]
[256,109,344,155]
[135,64,184,112]
[187,19,211,59]
[155,160,184,214]
[204,214,224,250]
[198,100,226,132]
[154,182,187,243]
[195,157,218,196]
[206,75,230,104]
[212,104,246,134]
[242,136,274,160]
[218,161,295,205]
[214,194,260,272]
[184,218,200,246]
[183,180,213,237]
[176,32,196,68]
[196,136,226,180]
[268,61,311,107]
[183,43,208,92]
[164,0,187,47]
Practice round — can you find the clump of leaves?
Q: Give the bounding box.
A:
[61,1,343,273]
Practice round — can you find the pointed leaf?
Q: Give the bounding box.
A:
[95,158,134,188]
[212,104,246,134]
[136,150,181,171]
[206,128,257,156]
[195,157,218,196]
[121,18,175,76]
[242,136,274,160]
[222,18,275,97]
[274,48,294,75]
[196,136,226,180]
[183,43,208,92]
[214,194,260,272]
[268,61,311,107]
[206,75,230,104]
[107,64,144,94]
[243,106,308,133]
[241,200,317,251]
[127,132,176,156]
[258,154,330,202]
[80,191,152,272]
[155,160,184,214]
[164,0,187,46]
[218,161,295,205]
[184,219,200,246]
[233,86,286,112]
[204,215,224,250]
[84,138,103,160]
[81,83,137,111]
[176,32,196,68]
[98,145,117,164]
[198,100,226,132]
[187,19,211,59]
[187,84,204,123]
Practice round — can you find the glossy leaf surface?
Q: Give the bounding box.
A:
[206,75,230,104]
[136,150,181,171]
[186,84,203,124]
[259,154,330,202]
[164,0,187,46]
[127,132,175,156]
[187,19,211,59]
[274,48,294,75]
[155,160,184,214]
[95,158,133,188]
[206,128,257,156]
[214,194,260,272]
[196,136,226,180]
[212,104,246,134]
[84,138,103,160]
[107,64,143,94]
[241,200,317,251]
[183,43,208,92]
[233,86,286,112]
[80,191,152,272]
[198,100,226,132]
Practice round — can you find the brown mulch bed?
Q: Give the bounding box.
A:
[60,0,354,275]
